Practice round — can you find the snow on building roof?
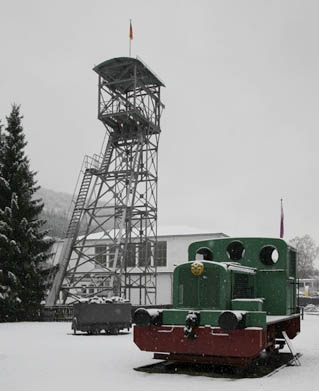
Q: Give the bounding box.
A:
[80,227,228,241]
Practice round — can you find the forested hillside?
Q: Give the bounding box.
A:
[37,188,113,238]
[36,188,72,238]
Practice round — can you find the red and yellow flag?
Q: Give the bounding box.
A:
[129,20,133,40]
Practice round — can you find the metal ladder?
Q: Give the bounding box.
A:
[65,170,93,238]
[45,136,115,305]
[46,164,95,305]
[99,140,114,173]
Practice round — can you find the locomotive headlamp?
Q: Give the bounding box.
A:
[191,261,204,276]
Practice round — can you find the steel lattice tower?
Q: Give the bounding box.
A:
[46,57,165,306]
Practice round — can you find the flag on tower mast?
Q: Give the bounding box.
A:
[280,198,284,238]
[129,20,133,57]
[129,20,133,40]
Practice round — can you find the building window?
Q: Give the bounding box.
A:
[125,243,136,267]
[138,242,151,266]
[108,245,116,268]
[95,246,106,266]
[154,241,167,267]
[88,285,95,294]
[96,277,109,294]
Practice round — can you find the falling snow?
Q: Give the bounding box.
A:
[0,314,318,391]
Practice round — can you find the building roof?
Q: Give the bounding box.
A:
[93,57,165,93]
[75,227,227,241]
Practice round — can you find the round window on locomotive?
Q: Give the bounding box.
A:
[259,245,279,265]
[226,241,245,261]
[195,247,213,261]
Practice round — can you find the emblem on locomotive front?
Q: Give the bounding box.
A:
[191,261,204,275]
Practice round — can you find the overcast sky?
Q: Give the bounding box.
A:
[0,0,318,241]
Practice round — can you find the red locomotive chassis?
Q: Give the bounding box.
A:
[134,314,300,365]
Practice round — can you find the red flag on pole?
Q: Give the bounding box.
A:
[280,199,284,238]
[129,20,133,40]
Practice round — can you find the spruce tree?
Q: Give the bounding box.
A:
[0,105,53,321]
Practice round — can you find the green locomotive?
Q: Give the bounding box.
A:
[134,237,300,366]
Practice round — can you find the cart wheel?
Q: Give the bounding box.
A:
[71,318,78,335]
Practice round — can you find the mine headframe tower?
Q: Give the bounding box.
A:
[46,57,165,306]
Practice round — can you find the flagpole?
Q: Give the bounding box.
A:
[129,19,132,57]
[280,198,284,238]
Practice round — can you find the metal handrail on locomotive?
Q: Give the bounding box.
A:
[133,237,300,366]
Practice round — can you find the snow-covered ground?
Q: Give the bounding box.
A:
[0,315,318,391]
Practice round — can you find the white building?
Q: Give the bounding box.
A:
[49,229,228,305]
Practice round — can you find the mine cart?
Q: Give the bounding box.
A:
[72,302,132,335]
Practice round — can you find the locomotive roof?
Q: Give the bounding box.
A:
[189,237,296,252]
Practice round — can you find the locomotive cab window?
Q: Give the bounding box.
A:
[259,245,279,265]
[226,241,245,261]
[195,247,213,261]
[232,272,255,299]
